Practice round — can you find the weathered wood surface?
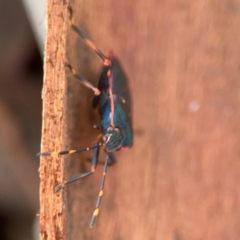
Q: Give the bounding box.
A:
[40,0,240,239]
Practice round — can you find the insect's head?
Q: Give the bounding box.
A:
[103,127,123,152]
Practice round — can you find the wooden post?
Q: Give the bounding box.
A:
[40,0,240,239]
[39,1,67,239]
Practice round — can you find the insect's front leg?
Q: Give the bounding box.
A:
[55,143,100,192]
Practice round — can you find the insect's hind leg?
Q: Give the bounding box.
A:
[67,6,106,61]
[55,143,100,192]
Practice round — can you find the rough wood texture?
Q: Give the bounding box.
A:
[39,1,67,239]
[40,0,240,239]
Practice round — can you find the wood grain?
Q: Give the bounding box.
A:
[40,0,240,239]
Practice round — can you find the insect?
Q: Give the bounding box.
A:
[38,6,133,227]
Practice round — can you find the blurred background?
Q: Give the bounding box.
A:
[0,0,44,239]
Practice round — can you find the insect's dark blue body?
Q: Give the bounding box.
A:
[93,55,133,151]
[38,6,133,228]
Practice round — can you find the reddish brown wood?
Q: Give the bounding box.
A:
[39,1,68,239]
[40,0,240,239]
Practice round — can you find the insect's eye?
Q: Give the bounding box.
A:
[107,127,114,133]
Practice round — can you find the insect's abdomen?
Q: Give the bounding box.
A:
[113,99,132,148]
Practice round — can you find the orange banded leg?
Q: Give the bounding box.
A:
[55,144,100,192]
[89,153,109,228]
[36,142,103,157]
[67,6,106,61]
[65,63,100,96]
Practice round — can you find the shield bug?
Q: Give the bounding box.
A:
[38,6,133,227]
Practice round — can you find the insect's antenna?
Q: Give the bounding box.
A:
[89,153,109,228]
[68,6,106,61]
[65,63,100,95]
[36,142,103,157]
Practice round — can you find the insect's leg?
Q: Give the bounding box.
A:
[55,144,100,192]
[89,153,109,228]
[36,142,103,157]
[93,124,102,130]
[65,63,100,95]
[108,152,116,165]
[67,6,106,61]
[87,152,115,166]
